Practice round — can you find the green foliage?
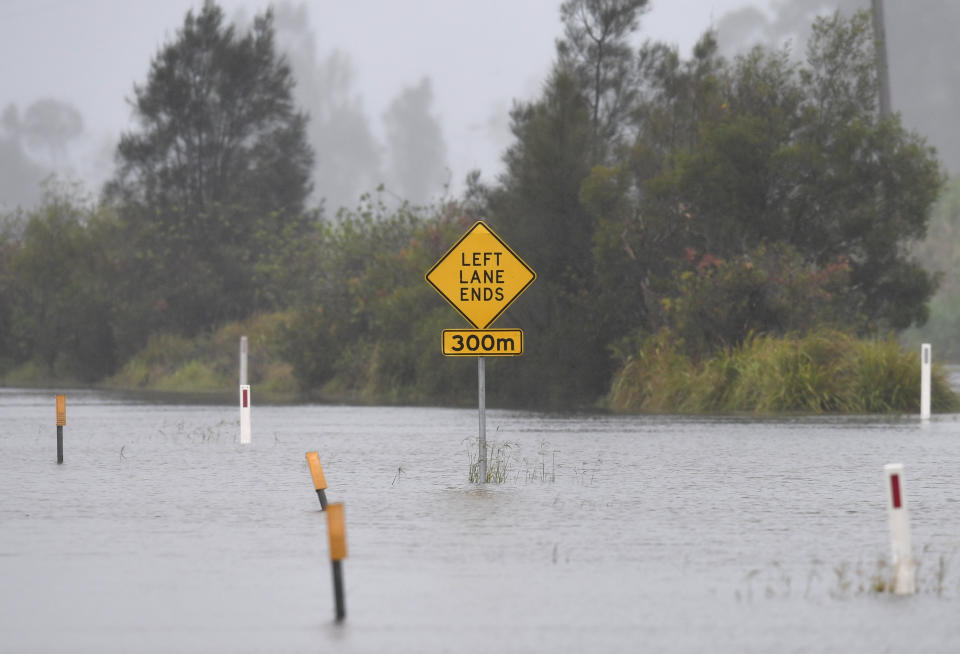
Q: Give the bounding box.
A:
[279,197,478,404]
[592,11,941,354]
[609,328,959,414]
[658,244,860,359]
[0,4,949,416]
[0,181,116,381]
[105,312,296,396]
[557,0,650,156]
[484,66,609,407]
[105,1,314,346]
[155,360,224,393]
[468,440,515,484]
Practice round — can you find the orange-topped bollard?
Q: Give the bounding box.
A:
[305,451,329,509]
[55,395,66,464]
[326,502,347,622]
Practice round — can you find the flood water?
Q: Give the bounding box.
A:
[2,387,960,653]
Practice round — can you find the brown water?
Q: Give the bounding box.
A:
[2,388,959,652]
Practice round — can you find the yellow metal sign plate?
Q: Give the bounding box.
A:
[425,221,536,329]
[442,329,523,357]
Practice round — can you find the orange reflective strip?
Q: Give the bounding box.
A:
[327,503,347,561]
[305,451,328,490]
[56,395,66,426]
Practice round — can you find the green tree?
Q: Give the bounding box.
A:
[481,0,650,406]
[557,0,650,159]
[590,11,940,362]
[486,68,601,406]
[1,184,116,380]
[280,196,475,402]
[105,1,314,351]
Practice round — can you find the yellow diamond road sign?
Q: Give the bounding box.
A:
[425,221,536,329]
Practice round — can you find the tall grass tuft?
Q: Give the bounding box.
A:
[468,440,515,484]
[609,328,960,414]
[466,438,559,484]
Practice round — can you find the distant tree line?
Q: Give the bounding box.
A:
[0,1,944,408]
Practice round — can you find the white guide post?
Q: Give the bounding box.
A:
[920,343,931,420]
[240,335,248,387]
[884,463,915,595]
[240,384,251,444]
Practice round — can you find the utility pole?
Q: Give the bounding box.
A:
[871,0,892,117]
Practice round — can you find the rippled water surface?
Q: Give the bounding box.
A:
[2,388,960,652]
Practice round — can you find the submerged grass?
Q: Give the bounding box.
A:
[466,438,558,484]
[737,548,957,601]
[609,328,960,414]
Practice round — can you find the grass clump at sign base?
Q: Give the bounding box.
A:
[608,328,959,414]
[466,438,559,484]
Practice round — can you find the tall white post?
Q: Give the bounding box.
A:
[240,384,251,445]
[884,463,915,595]
[240,335,248,387]
[920,343,931,420]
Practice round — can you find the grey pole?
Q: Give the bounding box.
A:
[239,335,248,386]
[871,0,892,117]
[478,356,486,483]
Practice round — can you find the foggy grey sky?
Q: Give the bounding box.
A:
[0,0,748,205]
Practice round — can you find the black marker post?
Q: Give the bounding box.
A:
[327,503,347,622]
[305,451,329,509]
[56,394,65,464]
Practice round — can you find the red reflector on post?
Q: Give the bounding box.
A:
[242,388,248,408]
[890,474,902,509]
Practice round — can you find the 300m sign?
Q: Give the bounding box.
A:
[442,329,524,357]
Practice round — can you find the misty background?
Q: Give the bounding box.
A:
[8,0,930,214]
[3,0,956,213]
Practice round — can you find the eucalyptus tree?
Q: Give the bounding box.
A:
[105,1,314,348]
[486,0,650,406]
[557,0,649,160]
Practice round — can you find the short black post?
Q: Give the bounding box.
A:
[305,451,329,510]
[326,502,347,623]
[331,560,345,622]
[56,394,65,464]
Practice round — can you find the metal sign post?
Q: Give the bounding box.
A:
[425,220,536,484]
[478,357,486,482]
